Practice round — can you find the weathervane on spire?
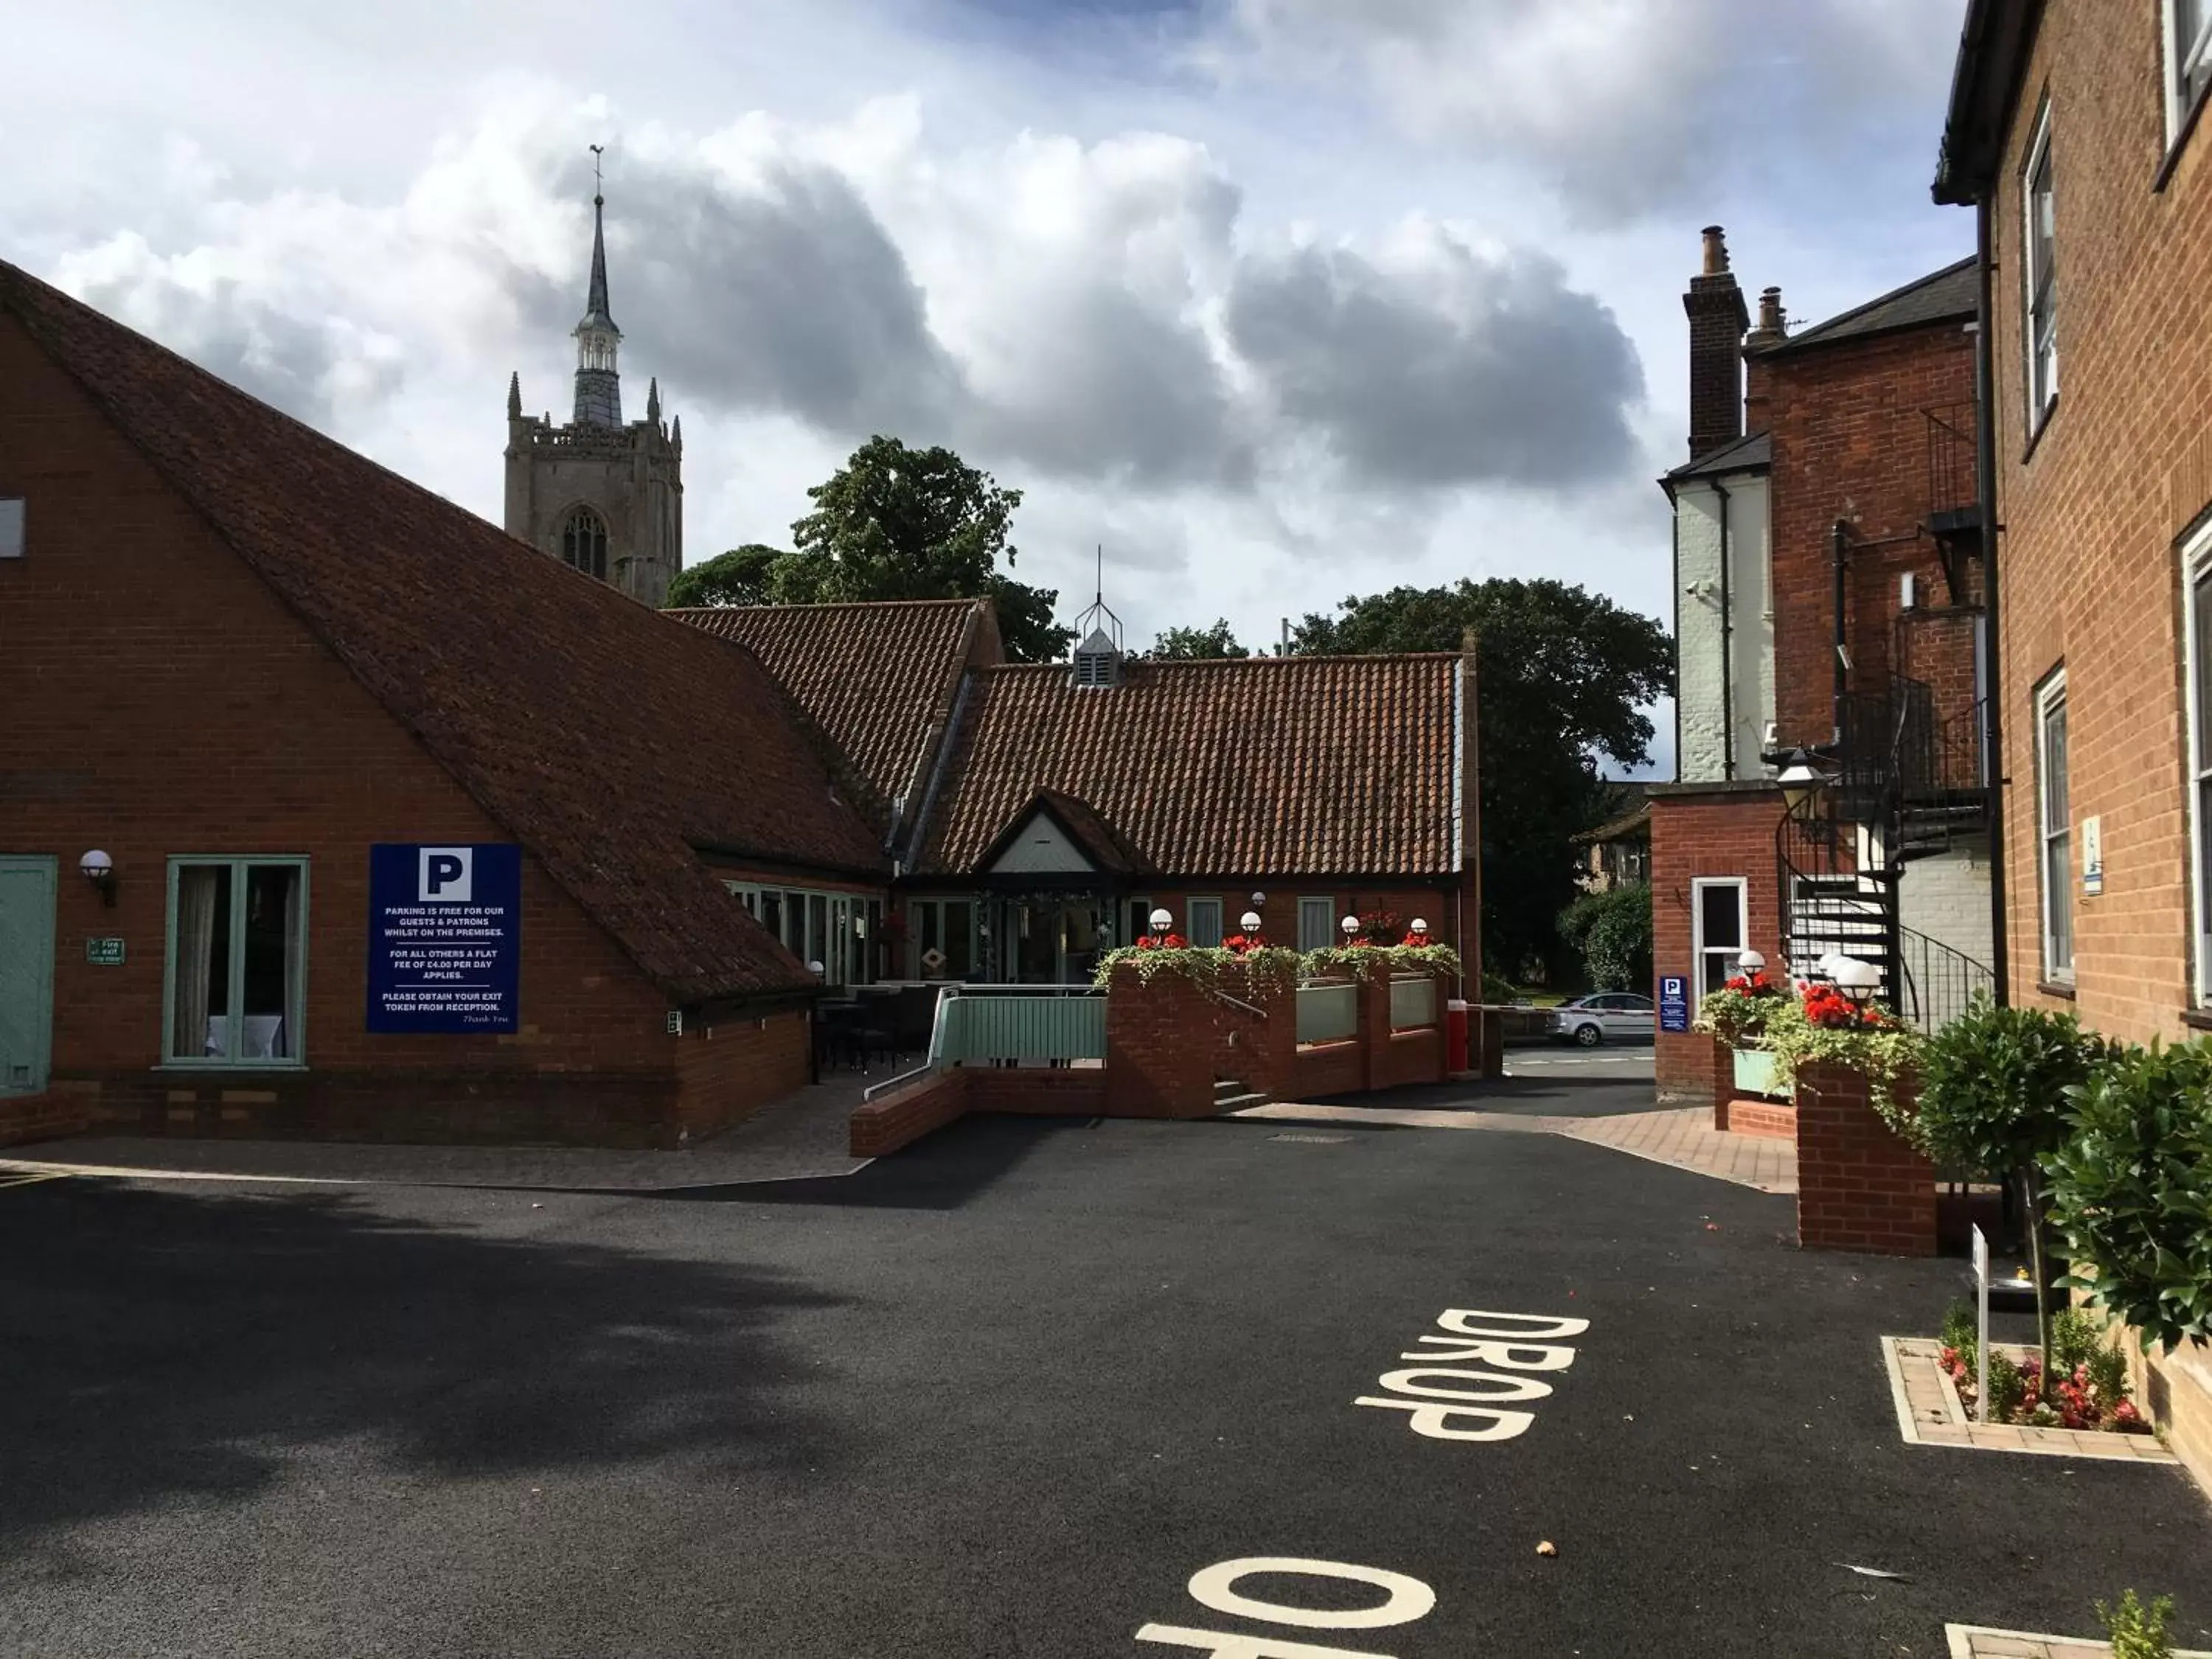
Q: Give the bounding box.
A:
[588,142,605,206]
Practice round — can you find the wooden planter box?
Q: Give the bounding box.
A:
[1731,1047,1781,1099]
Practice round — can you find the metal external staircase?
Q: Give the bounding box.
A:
[1776,673,1997,1032]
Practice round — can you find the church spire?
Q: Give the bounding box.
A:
[507,370,522,420]
[571,146,623,427]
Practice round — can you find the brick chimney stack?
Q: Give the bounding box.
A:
[1742,285,1786,433]
[1684,225,1750,460]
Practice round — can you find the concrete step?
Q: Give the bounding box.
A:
[1214,1093,1271,1112]
[1214,1078,1248,1100]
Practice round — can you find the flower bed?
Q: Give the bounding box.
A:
[1934,1301,2150,1435]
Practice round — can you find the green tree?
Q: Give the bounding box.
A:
[664,543,792,609]
[1557,883,1652,992]
[780,436,1074,663]
[1148,619,1249,660]
[1916,996,2118,1362]
[1291,578,1672,983]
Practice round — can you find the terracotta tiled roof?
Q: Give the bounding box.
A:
[0,260,885,1005]
[917,654,1465,877]
[672,599,991,827]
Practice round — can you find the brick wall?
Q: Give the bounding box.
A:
[1793,1060,1935,1256]
[1980,4,2212,1044]
[1102,964,1220,1119]
[968,1068,1109,1116]
[0,1091,89,1149]
[0,310,706,1146]
[1649,787,1786,1099]
[851,1071,970,1157]
[1760,322,1980,751]
[674,1012,812,1141]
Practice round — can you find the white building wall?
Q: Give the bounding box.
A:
[1674,473,1773,782]
[1896,841,1996,970]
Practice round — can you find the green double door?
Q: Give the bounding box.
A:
[0,857,57,1096]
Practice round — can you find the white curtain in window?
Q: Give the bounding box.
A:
[279,866,302,1060]
[172,867,219,1058]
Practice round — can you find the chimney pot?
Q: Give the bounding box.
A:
[1700,226,1728,275]
[1757,286,1785,333]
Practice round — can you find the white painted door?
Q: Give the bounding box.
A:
[0,857,58,1096]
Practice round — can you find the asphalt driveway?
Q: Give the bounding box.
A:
[1,1107,2205,1657]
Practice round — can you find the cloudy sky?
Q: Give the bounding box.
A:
[6,0,1976,773]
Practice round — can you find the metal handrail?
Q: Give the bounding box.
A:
[860,984,956,1102]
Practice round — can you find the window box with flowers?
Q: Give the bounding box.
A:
[1760,979,1926,1134]
[1694,969,1789,1096]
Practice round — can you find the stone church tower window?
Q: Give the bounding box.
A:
[502,163,683,608]
[561,507,609,580]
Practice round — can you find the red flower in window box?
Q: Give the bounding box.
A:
[1135,932,1189,951]
[1222,932,1267,954]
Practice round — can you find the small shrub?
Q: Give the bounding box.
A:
[1983,1352,2027,1421]
[2097,1589,2177,1659]
[1556,883,1652,993]
[1941,1298,1978,1356]
[2045,1039,2212,1353]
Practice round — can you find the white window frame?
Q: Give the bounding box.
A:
[2166,0,2212,147]
[1690,877,1747,1000]
[1186,897,1224,949]
[2185,523,2212,1000]
[2022,99,2059,428]
[2036,669,2073,984]
[1297,896,1336,953]
[161,855,310,1068]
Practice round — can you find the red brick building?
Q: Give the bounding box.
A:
[1652,232,1997,1098]
[0,261,1478,1145]
[1930,0,2212,1486]
[681,597,1479,984]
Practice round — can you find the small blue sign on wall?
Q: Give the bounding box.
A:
[1658,974,1691,1033]
[366,844,521,1033]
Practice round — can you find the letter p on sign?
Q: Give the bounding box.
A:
[420,846,473,903]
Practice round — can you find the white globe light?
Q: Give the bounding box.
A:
[1736,949,1766,973]
[1148,908,1173,931]
[1408,918,1429,936]
[1341,915,1361,936]
[1240,911,1262,932]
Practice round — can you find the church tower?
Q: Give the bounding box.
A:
[504,171,682,608]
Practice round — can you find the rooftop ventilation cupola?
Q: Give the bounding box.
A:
[1070,544,1124,689]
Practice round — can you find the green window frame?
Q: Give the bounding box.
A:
[163,856,310,1067]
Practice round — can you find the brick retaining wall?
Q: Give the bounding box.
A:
[1794,1060,1935,1255]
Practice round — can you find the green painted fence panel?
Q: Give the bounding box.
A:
[1297,981,1357,1045]
[942,994,1106,1063]
[1389,975,1436,1031]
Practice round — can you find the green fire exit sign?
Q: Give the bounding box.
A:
[85,936,125,966]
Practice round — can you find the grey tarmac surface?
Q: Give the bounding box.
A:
[3,1096,2208,1658]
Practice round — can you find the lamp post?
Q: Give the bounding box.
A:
[1736,948,1765,975]
[1149,907,1173,942]
[1408,917,1429,940]
[1239,911,1263,934]
[1340,914,1361,942]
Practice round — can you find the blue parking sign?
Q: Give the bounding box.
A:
[1658,975,1690,1033]
[366,844,521,1033]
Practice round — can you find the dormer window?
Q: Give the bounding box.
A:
[562,507,608,580]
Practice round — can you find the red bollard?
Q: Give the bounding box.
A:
[1445,999,1470,1074]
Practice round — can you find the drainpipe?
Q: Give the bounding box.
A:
[1715,478,1736,780]
[1832,519,1851,745]
[1975,194,2011,1005]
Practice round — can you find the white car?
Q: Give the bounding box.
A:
[1549,992,1656,1047]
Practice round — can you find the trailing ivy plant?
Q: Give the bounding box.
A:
[1759,992,1925,1134]
[1298,942,1464,982]
[2045,1038,2212,1354]
[1091,943,1307,995]
[1914,994,2119,1361]
[1694,970,1785,1048]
